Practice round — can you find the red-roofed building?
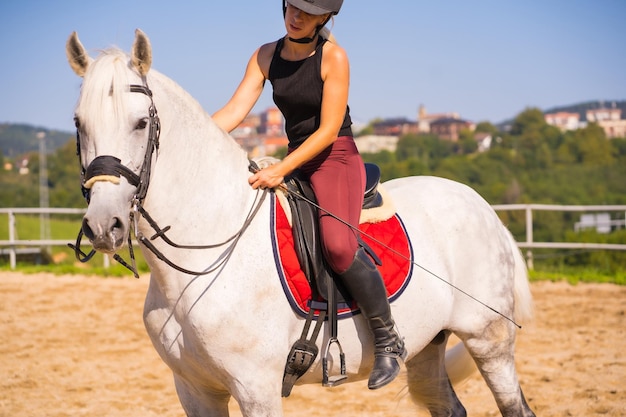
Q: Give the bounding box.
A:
[429,117,475,142]
[544,111,580,131]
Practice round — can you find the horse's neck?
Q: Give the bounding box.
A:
[143,74,256,241]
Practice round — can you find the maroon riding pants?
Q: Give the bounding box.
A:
[291,136,365,273]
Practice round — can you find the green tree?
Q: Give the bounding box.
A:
[576,123,614,166]
[510,108,545,136]
[48,140,85,207]
[458,128,478,154]
[474,121,499,136]
[509,108,561,169]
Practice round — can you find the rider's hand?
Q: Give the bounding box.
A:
[248,164,285,190]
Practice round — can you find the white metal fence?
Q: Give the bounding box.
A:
[0,208,86,269]
[2,205,626,270]
[492,204,626,269]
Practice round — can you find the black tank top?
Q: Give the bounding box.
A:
[268,37,353,148]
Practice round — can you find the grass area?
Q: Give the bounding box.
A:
[0,211,149,277]
[528,267,626,286]
[0,212,82,240]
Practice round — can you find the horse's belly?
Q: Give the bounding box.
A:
[384,176,517,331]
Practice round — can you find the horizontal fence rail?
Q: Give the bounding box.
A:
[1,205,626,270]
[492,204,626,269]
[0,208,87,269]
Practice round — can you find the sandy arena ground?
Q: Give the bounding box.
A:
[1,271,624,416]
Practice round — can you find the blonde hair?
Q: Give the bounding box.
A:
[319,25,337,44]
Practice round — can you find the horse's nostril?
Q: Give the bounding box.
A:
[83,217,124,241]
[112,217,124,231]
[82,218,95,240]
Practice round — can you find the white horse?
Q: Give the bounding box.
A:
[66,29,535,417]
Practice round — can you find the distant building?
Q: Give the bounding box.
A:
[19,158,29,175]
[262,135,289,156]
[231,113,260,140]
[372,118,417,136]
[354,135,399,154]
[417,105,459,133]
[574,213,620,233]
[231,107,288,157]
[586,106,621,123]
[260,107,284,136]
[544,111,580,131]
[474,132,493,152]
[429,117,475,142]
[586,105,626,139]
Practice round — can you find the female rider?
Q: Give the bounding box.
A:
[212,0,404,390]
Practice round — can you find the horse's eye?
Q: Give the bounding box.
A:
[135,119,148,130]
[74,117,81,129]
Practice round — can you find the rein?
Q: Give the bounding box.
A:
[69,81,518,327]
[69,81,268,278]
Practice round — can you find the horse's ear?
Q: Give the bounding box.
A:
[131,29,152,76]
[66,31,93,77]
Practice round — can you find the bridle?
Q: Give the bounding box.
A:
[69,81,268,277]
[77,83,160,204]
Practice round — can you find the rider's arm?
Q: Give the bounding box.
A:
[212,44,272,133]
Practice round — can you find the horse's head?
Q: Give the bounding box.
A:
[66,29,160,254]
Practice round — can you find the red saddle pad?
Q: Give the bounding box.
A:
[270,194,413,319]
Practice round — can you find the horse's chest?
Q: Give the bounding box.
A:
[143,287,235,371]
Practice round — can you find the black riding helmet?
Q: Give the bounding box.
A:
[282,0,343,43]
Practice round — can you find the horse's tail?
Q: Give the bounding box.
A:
[508,230,534,325]
[445,230,534,385]
[445,342,477,385]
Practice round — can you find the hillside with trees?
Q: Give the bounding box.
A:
[1,105,625,209]
[2,105,625,273]
[0,123,73,158]
[362,108,626,206]
[359,107,626,273]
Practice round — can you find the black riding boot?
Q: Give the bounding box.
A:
[338,247,405,389]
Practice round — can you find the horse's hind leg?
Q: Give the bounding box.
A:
[405,331,466,417]
[463,321,535,417]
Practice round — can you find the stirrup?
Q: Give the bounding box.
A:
[322,336,347,387]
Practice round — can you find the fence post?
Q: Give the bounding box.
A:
[525,205,534,270]
[9,211,16,270]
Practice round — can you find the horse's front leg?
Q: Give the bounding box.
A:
[174,375,231,417]
[229,371,285,417]
[174,372,285,417]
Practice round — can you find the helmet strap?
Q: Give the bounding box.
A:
[287,15,331,44]
[289,35,316,44]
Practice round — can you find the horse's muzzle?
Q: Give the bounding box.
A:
[82,216,126,253]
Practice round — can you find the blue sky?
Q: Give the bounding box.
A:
[1,0,625,132]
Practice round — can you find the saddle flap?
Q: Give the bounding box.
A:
[285,164,385,304]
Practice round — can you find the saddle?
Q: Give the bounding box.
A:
[286,163,383,303]
[281,163,385,396]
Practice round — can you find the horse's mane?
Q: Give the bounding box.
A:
[76,48,138,132]
[75,45,249,176]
